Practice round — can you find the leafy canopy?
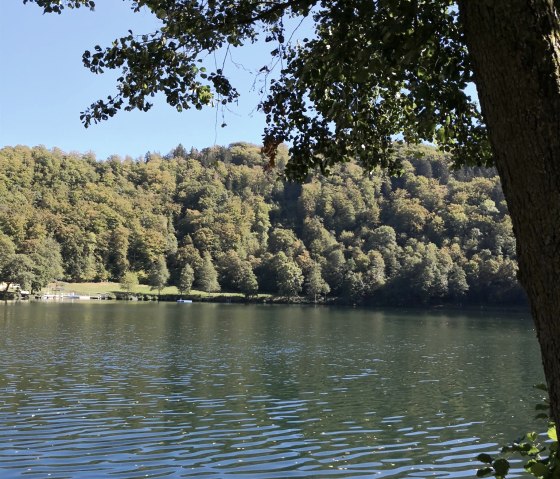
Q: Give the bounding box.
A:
[24,0,491,180]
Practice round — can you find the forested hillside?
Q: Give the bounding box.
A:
[0,143,524,305]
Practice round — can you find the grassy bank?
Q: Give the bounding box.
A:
[42,282,273,302]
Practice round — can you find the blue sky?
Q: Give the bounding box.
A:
[0,1,276,160]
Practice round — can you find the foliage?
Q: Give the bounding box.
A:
[0,143,524,304]
[1,254,35,291]
[197,252,220,293]
[0,234,62,293]
[305,262,330,302]
[120,271,139,293]
[26,237,64,293]
[273,251,304,297]
[236,264,259,297]
[23,0,492,181]
[0,234,16,273]
[477,385,559,479]
[178,264,195,295]
[216,251,259,296]
[148,256,170,294]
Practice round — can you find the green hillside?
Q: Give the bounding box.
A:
[0,143,523,305]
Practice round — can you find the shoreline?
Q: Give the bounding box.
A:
[2,292,529,313]
[0,281,529,311]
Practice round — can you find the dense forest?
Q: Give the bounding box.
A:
[0,142,524,305]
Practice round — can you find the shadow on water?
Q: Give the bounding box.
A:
[0,302,541,478]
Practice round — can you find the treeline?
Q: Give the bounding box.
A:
[0,143,524,305]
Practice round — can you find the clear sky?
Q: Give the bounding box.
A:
[0,1,275,160]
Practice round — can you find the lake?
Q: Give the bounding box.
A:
[0,302,543,478]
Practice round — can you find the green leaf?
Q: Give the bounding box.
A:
[477,467,493,478]
[548,425,557,441]
[478,453,494,464]
[493,458,510,478]
[527,445,541,455]
[528,462,549,477]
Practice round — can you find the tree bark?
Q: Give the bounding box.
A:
[458,0,560,432]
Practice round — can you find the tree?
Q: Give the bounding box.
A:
[268,228,300,256]
[363,251,386,297]
[120,271,139,295]
[107,225,129,280]
[365,226,400,280]
[0,234,16,274]
[1,254,35,294]
[322,248,346,295]
[448,264,469,300]
[26,0,560,434]
[148,256,170,296]
[176,243,204,280]
[341,270,366,304]
[197,252,220,293]
[305,262,330,302]
[178,264,195,295]
[273,252,304,298]
[26,237,64,293]
[217,250,259,296]
[236,261,259,298]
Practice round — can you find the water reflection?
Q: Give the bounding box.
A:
[0,302,541,478]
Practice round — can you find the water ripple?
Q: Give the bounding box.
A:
[0,302,542,478]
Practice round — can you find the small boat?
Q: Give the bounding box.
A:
[177,299,193,303]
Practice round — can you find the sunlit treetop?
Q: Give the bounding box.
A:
[24,0,492,181]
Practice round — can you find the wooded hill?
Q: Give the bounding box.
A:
[0,143,524,305]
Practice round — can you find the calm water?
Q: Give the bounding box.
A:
[0,302,543,479]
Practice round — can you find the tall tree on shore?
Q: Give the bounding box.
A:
[24,0,560,433]
[178,264,195,295]
[237,264,259,298]
[1,254,35,294]
[25,237,64,293]
[0,234,16,276]
[273,252,304,298]
[305,262,330,303]
[148,256,170,297]
[120,271,139,295]
[197,252,220,293]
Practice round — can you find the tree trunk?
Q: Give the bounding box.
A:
[458,0,560,432]
[3,282,11,302]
